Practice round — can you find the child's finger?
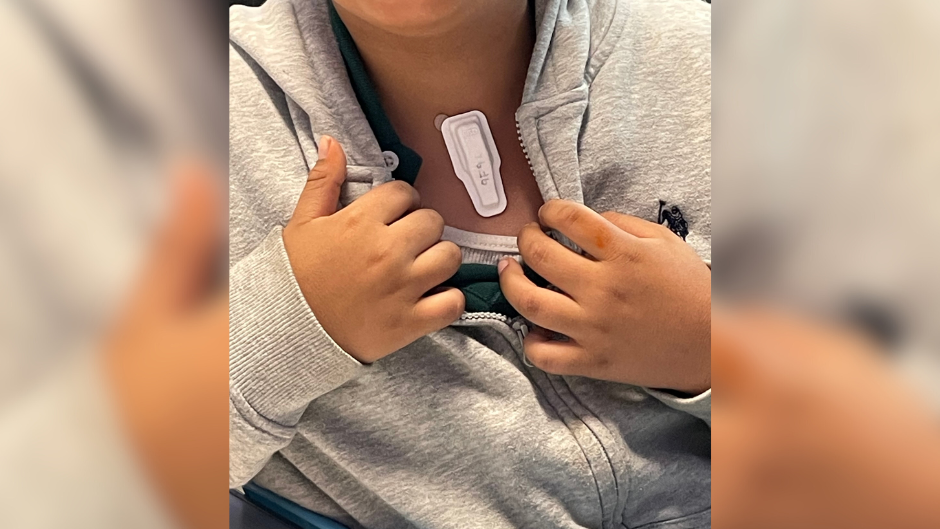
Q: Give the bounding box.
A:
[293,136,348,221]
[498,257,583,336]
[391,208,446,256]
[517,222,596,297]
[538,200,633,260]
[600,211,668,239]
[345,180,420,225]
[410,241,463,294]
[412,287,466,334]
[523,330,592,376]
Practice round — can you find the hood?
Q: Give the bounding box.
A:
[230,0,627,205]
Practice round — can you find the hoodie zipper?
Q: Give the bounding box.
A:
[453,119,535,364]
[514,114,537,367]
[511,319,532,366]
[458,312,532,365]
[515,115,537,181]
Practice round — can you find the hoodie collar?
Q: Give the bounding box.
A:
[230,0,611,204]
[326,0,423,185]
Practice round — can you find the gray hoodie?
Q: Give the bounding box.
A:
[229,0,711,528]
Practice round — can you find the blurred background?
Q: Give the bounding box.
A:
[713,1,940,527]
[0,0,937,528]
[0,0,227,528]
[714,0,940,401]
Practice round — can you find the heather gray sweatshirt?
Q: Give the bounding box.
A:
[229,0,711,528]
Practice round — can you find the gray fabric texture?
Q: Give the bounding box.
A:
[229,0,711,527]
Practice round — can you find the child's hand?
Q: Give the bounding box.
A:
[498,200,710,393]
[283,137,465,363]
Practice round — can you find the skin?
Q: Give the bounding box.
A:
[303,2,714,385]
[333,0,543,236]
[101,6,940,527]
[497,201,712,393]
[283,137,465,361]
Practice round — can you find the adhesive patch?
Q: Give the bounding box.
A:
[440,110,507,217]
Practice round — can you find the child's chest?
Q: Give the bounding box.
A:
[409,116,544,237]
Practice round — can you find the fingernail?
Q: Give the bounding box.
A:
[317,136,333,159]
[497,258,510,274]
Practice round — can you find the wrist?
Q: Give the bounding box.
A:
[673,319,711,394]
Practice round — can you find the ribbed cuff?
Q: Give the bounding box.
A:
[230,226,362,426]
[645,388,711,427]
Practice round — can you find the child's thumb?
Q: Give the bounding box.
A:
[293,135,347,221]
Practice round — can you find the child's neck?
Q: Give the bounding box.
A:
[334,0,535,139]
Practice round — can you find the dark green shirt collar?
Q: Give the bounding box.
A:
[328,1,423,185]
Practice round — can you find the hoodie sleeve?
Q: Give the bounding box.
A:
[228,38,364,488]
[229,226,364,488]
[644,388,711,426]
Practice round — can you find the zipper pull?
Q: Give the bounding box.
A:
[511,319,533,367]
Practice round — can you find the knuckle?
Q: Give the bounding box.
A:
[416,293,464,327]
[530,353,566,375]
[612,242,640,263]
[384,309,406,331]
[555,202,582,226]
[447,294,466,320]
[306,163,327,180]
[307,166,328,183]
[525,240,550,266]
[308,164,343,187]
[540,199,562,219]
[517,225,540,255]
[592,318,617,336]
[609,283,631,303]
[657,223,677,238]
[363,250,383,268]
[379,239,400,261]
[389,179,410,192]
[592,353,612,372]
[441,241,463,268]
[420,208,445,229]
[341,210,365,231]
[388,180,416,200]
[586,316,612,338]
[375,180,399,197]
[518,293,541,317]
[601,211,621,225]
[409,303,426,326]
[366,239,396,267]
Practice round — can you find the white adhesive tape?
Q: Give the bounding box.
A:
[440,110,507,218]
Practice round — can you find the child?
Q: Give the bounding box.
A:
[230,0,711,527]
